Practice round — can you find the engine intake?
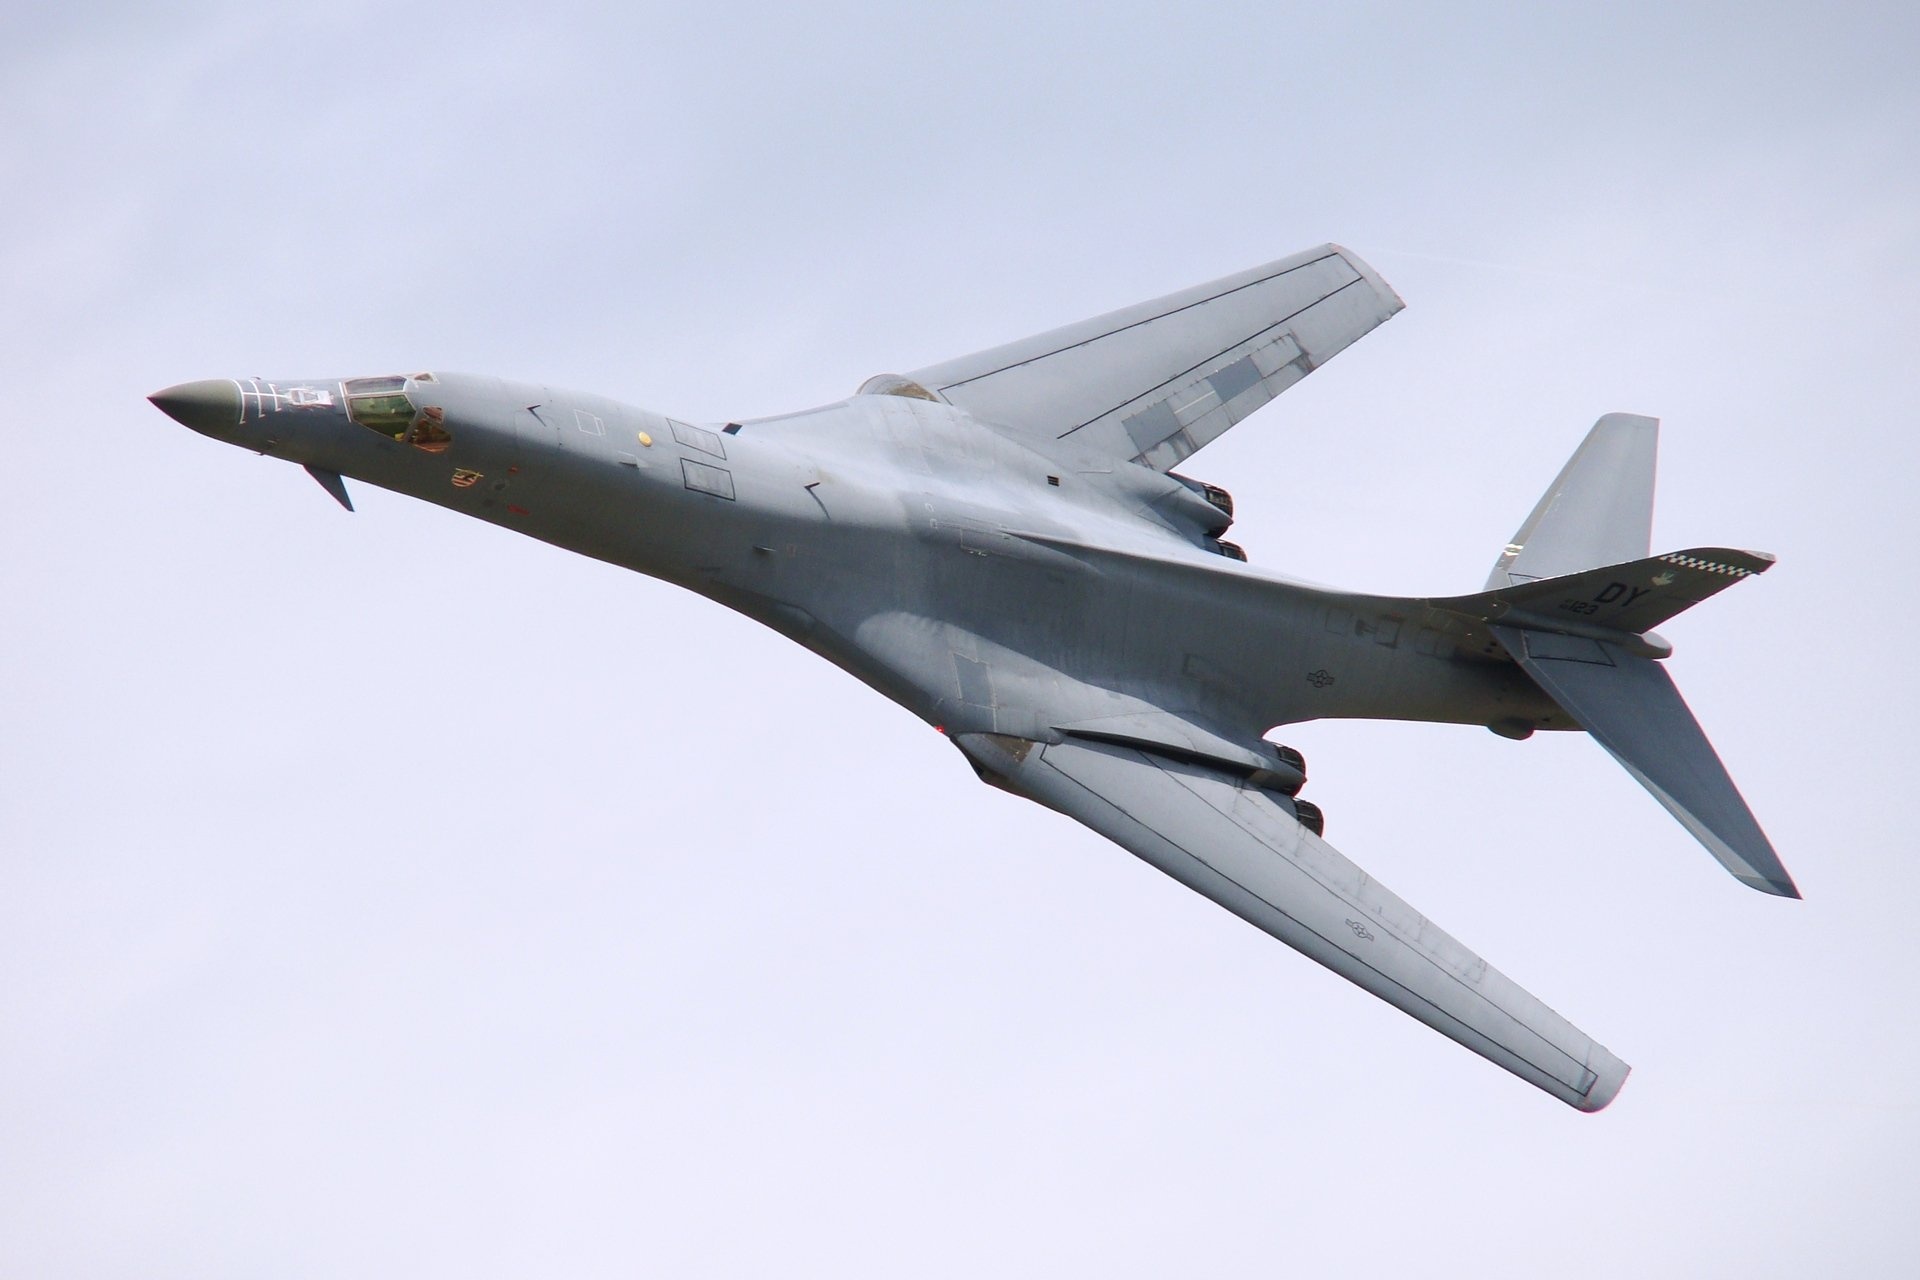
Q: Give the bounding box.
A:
[1248,742,1306,795]
[1167,473,1236,537]
[1200,482,1234,523]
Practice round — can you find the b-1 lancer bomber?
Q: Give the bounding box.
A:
[151,243,1798,1111]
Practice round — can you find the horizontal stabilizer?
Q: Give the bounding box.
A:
[1442,546,1775,640]
[1494,627,1798,897]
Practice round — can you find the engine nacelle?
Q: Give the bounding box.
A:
[1199,481,1234,524]
[1248,742,1306,795]
[1166,473,1236,537]
[1290,798,1325,838]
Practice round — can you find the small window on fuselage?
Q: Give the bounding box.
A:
[407,405,452,453]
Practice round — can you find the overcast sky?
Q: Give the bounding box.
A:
[4,2,1917,1275]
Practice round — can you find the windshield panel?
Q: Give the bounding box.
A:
[342,376,449,451]
[348,392,415,438]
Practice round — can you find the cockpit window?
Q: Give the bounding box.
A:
[348,391,415,435]
[345,376,450,453]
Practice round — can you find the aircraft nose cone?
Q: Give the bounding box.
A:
[148,379,240,434]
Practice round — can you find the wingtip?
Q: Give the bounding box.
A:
[1328,244,1406,316]
[1575,1057,1632,1113]
[1737,871,1802,899]
[1593,411,1661,432]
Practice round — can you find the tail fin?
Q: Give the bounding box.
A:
[1453,415,1798,898]
[1487,413,1658,589]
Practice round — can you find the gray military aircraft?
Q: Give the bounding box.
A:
[151,244,1796,1111]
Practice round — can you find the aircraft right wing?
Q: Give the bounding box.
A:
[903,245,1403,471]
[954,731,1628,1111]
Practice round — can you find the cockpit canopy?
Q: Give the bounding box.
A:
[344,373,449,453]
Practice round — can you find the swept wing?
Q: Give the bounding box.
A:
[955,732,1629,1111]
[904,244,1403,470]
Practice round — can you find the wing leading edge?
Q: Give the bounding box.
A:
[905,244,1403,470]
[956,732,1628,1111]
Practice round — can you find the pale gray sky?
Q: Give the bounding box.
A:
[4,3,1917,1275]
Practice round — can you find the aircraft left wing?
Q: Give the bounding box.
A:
[954,732,1628,1111]
[903,245,1403,471]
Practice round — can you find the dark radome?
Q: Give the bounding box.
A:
[148,380,240,434]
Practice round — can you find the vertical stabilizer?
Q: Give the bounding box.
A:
[1486,414,1658,589]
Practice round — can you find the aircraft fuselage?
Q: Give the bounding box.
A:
[160,371,1566,763]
